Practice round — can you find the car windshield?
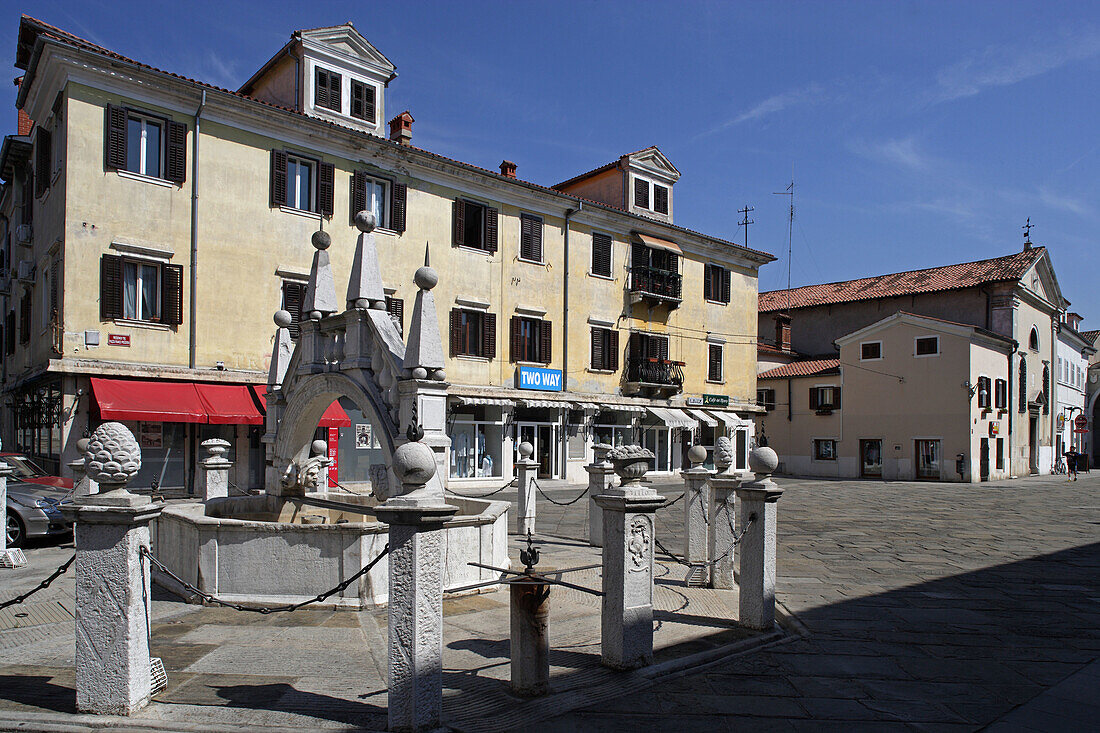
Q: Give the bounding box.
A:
[4,455,49,478]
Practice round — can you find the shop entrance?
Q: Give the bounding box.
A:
[980,438,990,481]
[860,439,882,478]
[516,423,558,479]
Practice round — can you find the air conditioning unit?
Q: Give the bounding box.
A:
[15,224,33,246]
[17,260,35,283]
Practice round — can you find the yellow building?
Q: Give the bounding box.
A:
[1,17,773,492]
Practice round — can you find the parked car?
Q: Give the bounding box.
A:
[3,452,74,548]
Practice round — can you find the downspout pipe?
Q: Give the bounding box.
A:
[563,201,581,390]
[189,90,206,370]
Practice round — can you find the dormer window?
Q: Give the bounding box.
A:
[351,80,376,122]
[315,67,342,112]
[633,176,670,215]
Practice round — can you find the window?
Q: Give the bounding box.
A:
[314,67,342,112]
[633,176,670,215]
[860,341,882,360]
[271,150,334,215]
[634,177,649,209]
[977,376,991,409]
[994,378,1007,409]
[35,127,51,197]
[1018,356,1027,413]
[352,172,406,231]
[915,336,939,356]
[591,232,612,277]
[350,79,376,122]
[519,214,543,263]
[281,280,306,338]
[1042,365,1049,415]
[450,308,495,358]
[511,316,551,363]
[1029,327,1039,351]
[996,437,1004,470]
[757,388,776,411]
[453,199,499,253]
[915,439,940,479]
[105,105,186,183]
[385,296,404,336]
[813,439,837,461]
[703,263,731,304]
[809,385,841,411]
[19,289,30,344]
[99,254,182,325]
[590,327,619,371]
[708,343,723,382]
[653,184,669,214]
[5,310,14,354]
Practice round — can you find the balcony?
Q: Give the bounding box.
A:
[624,356,684,396]
[629,266,682,307]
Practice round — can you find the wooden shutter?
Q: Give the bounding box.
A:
[283,281,305,339]
[608,329,619,371]
[703,264,714,301]
[363,84,376,122]
[591,328,604,370]
[35,128,50,196]
[100,254,123,320]
[485,206,499,253]
[23,167,33,225]
[165,120,187,183]
[49,263,58,319]
[538,320,552,364]
[667,252,679,273]
[630,331,643,363]
[270,150,288,207]
[386,296,404,336]
[631,242,648,270]
[318,161,335,215]
[315,69,327,109]
[19,291,30,343]
[351,171,367,220]
[833,387,842,409]
[453,199,466,246]
[809,387,820,410]
[658,336,669,362]
[450,308,461,356]
[391,182,407,232]
[709,344,722,381]
[520,214,535,261]
[720,267,731,303]
[510,316,522,362]
[329,72,341,111]
[483,312,497,359]
[161,263,184,326]
[105,104,127,170]
[653,184,668,214]
[634,177,649,208]
[592,232,612,276]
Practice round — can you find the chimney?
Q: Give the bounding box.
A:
[499,160,517,178]
[388,110,414,146]
[775,313,792,353]
[14,76,32,136]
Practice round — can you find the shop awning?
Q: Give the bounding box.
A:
[647,407,697,430]
[633,232,682,255]
[707,411,741,430]
[573,402,600,411]
[454,396,514,407]
[195,384,264,425]
[685,408,717,427]
[521,399,568,409]
[90,377,208,423]
[250,386,352,428]
[607,404,648,413]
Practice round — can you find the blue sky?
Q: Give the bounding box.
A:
[5,1,1098,323]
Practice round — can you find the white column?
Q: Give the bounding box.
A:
[515,441,538,535]
[585,443,615,547]
[681,444,712,586]
[707,476,740,589]
[200,438,232,502]
[736,447,783,630]
[0,456,19,564]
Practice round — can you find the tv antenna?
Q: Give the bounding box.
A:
[773,176,795,312]
[738,205,755,247]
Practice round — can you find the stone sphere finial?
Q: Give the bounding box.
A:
[714,436,734,471]
[414,265,438,291]
[749,446,779,478]
[392,440,437,486]
[84,422,141,486]
[311,230,331,250]
[517,441,534,460]
[274,309,293,328]
[687,444,708,467]
[354,210,377,233]
[311,439,328,456]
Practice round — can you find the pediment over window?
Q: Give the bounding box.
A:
[299,24,396,78]
[626,146,681,182]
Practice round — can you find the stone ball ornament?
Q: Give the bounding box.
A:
[84,422,142,485]
[687,444,708,466]
[354,210,377,233]
[392,440,437,486]
[311,229,331,250]
[517,441,534,459]
[749,446,779,477]
[411,367,429,380]
[414,264,438,291]
[311,439,328,456]
[274,309,293,328]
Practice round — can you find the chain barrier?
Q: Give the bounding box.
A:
[651,513,755,569]
[532,479,590,506]
[140,544,389,614]
[653,537,690,567]
[0,554,75,610]
[444,478,517,499]
[659,492,684,510]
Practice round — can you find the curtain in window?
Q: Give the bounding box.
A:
[141,263,157,319]
[372,181,385,223]
[123,261,137,318]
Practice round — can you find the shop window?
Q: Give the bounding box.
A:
[453,198,498,252]
[511,316,551,364]
[105,105,186,183]
[813,439,837,461]
[450,420,504,478]
[99,254,183,325]
[450,308,496,358]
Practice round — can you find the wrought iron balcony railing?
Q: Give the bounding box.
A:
[629,266,682,304]
[626,356,685,388]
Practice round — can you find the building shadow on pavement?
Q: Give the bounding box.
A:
[0,674,77,714]
[211,683,387,727]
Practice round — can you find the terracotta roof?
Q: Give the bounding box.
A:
[759,248,1045,313]
[552,145,661,191]
[757,341,801,357]
[16,16,775,265]
[758,359,840,380]
[1082,330,1100,345]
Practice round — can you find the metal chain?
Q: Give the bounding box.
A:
[532,479,590,506]
[0,554,75,610]
[659,492,684,510]
[140,544,389,614]
[651,513,755,570]
[445,478,517,499]
[653,537,690,566]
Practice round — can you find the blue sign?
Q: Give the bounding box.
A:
[516,366,563,392]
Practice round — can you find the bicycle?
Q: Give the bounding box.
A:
[1052,458,1067,476]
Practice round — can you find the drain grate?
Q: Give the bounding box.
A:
[0,549,27,568]
[685,564,709,587]
[150,657,168,696]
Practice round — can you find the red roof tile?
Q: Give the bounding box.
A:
[759,249,1044,313]
[758,359,840,380]
[1080,330,1099,345]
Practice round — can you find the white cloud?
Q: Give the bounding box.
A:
[1038,186,1094,218]
[852,136,934,172]
[697,83,829,138]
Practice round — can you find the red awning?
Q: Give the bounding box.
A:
[90,378,208,423]
[250,386,352,428]
[195,384,264,425]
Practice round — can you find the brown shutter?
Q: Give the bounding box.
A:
[453,199,466,246]
[510,316,522,362]
[318,161,335,216]
[161,263,184,326]
[809,387,819,409]
[631,242,648,268]
[709,344,721,381]
[329,72,342,111]
[539,319,552,364]
[315,69,327,109]
[364,84,376,122]
[591,328,603,370]
[165,120,187,183]
[654,184,668,214]
[634,177,649,208]
[721,267,731,303]
[105,104,127,170]
[520,214,534,260]
[592,232,612,276]
[49,263,58,317]
[703,264,713,301]
[386,296,404,336]
[833,387,842,409]
[609,329,619,371]
[35,128,50,196]
[658,336,669,362]
[270,150,288,207]
[282,281,304,339]
[351,170,367,221]
[22,167,33,224]
[485,206,499,253]
[450,308,461,356]
[391,182,407,232]
[483,312,497,359]
[100,254,122,320]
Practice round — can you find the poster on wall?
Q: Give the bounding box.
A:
[139,421,162,448]
[355,423,373,450]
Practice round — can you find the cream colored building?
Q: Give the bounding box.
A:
[1,17,773,492]
[756,312,1016,482]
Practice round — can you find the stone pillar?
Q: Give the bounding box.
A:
[707,475,740,590]
[515,442,538,535]
[200,438,232,502]
[596,447,663,670]
[510,579,551,696]
[737,447,783,630]
[374,440,457,733]
[585,443,615,547]
[680,444,711,586]
[61,422,164,715]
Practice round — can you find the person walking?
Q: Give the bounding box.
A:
[1064,446,1080,481]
